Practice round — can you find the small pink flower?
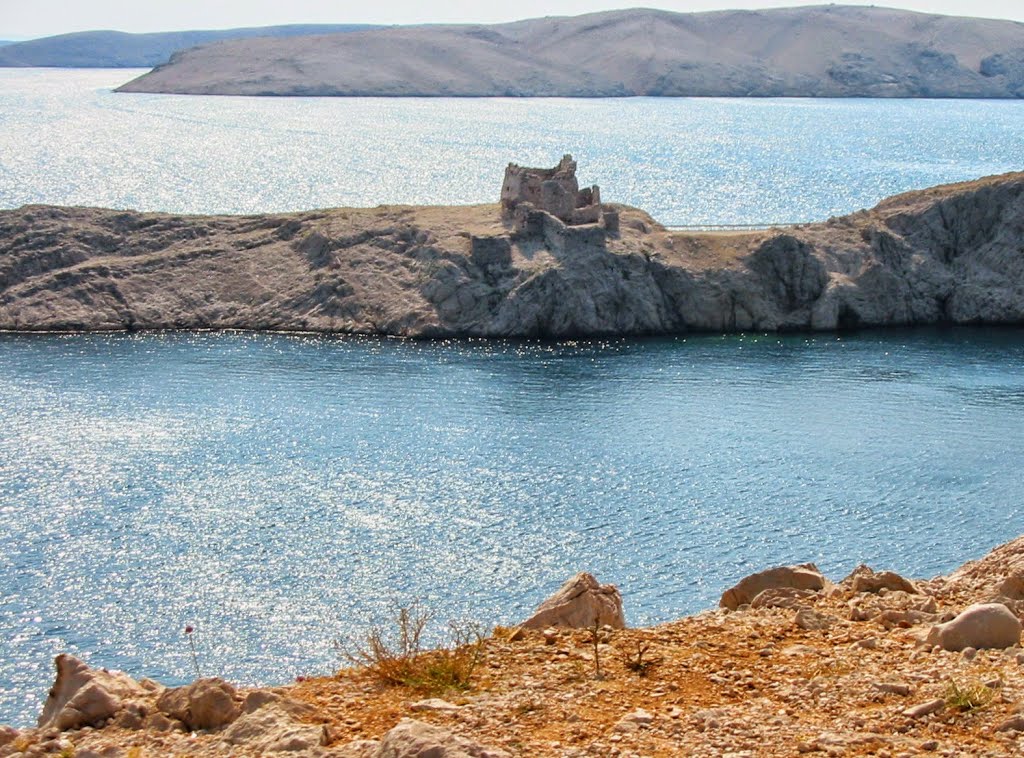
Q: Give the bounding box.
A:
[184,625,194,634]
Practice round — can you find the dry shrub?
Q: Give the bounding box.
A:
[944,678,994,712]
[621,639,661,677]
[341,602,485,695]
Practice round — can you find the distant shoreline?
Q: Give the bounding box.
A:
[116,6,1024,99]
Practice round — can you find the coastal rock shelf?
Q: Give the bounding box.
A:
[1,170,1023,337]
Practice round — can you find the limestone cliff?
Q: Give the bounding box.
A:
[1,172,1023,337]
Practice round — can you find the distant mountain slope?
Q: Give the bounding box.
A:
[0,24,381,68]
[117,5,1024,97]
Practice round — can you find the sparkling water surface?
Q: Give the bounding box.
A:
[2,70,1024,726]
[2,330,1024,725]
[1,69,1024,224]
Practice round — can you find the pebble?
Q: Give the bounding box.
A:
[872,682,911,696]
[902,699,945,719]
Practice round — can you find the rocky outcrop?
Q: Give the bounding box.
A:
[156,678,241,731]
[720,564,827,611]
[115,7,1024,98]
[221,693,327,753]
[37,655,153,731]
[2,171,1024,338]
[518,572,625,630]
[844,565,919,595]
[374,719,511,758]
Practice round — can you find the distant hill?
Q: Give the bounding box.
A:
[0,24,381,68]
[118,5,1024,98]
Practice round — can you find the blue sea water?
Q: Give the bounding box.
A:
[1,70,1024,726]
[1,69,1023,224]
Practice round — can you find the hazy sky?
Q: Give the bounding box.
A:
[2,0,1023,38]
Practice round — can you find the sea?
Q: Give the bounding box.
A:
[1,68,1024,726]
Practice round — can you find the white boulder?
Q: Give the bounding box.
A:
[519,572,625,630]
[720,564,826,611]
[925,603,1022,651]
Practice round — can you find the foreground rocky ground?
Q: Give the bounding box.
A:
[6,536,1024,757]
[2,170,1024,337]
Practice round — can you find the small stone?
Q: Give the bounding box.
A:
[962,647,977,660]
[873,682,911,696]
[409,699,461,713]
[846,565,919,595]
[903,699,945,719]
[796,607,836,631]
[114,708,144,730]
[997,715,1024,732]
[920,741,939,751]
[614,708,653,732]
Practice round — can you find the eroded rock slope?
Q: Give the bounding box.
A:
[1,171,1023,337]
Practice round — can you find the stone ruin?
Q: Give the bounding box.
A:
[470,154,619,270]
[500,154,618,235]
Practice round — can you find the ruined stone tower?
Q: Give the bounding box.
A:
[500,155,615,230]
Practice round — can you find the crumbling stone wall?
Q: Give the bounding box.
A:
[500,154,610,228]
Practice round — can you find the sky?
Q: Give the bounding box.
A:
[1,0,1023,38]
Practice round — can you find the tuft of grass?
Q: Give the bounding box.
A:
[340,602,485,696]
[944,678,994,712]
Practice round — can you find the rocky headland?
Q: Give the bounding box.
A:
[7,535,1024,756]
[115,6,1024,98]
[2,161,1024,338]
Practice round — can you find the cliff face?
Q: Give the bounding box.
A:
[116,6,1024,98]
[1,172,1023,338]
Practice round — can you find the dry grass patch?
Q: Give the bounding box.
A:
[340,602,485,696]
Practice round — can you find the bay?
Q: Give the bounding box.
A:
[1,69,1024,726]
